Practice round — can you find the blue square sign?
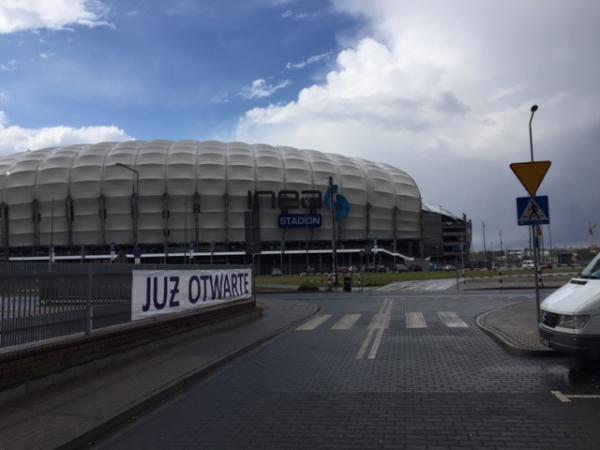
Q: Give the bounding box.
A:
[516,196,550,226]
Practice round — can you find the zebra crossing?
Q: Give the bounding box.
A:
[295,310,470,332]
[376,279,457,292]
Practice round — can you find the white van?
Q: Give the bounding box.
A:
[539,253,600,357]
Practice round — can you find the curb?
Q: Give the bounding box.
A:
[475,303,556,358]
[465,286,561,291]
[58,302,320,450]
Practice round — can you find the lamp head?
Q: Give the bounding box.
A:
[530,104,538,112]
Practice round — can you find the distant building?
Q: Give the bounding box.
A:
[422,204,471,265]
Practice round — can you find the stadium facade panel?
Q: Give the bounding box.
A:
[0,141,421,255]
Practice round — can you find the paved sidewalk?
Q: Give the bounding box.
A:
[476,301,555,356]
[464,273,574,290]
[0,298,317,450]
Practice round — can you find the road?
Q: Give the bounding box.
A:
[96,287,600,449]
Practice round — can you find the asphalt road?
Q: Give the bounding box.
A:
[96,287,600,449]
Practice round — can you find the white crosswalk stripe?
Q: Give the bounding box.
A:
[405,312,427,328]
[437,311,469,328]
[295,311,469,332]
[356,298,394,360]
[331,314,362,330]
[377,279,456,292]
[295,314,332,331]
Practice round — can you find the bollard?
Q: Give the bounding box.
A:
[343,273,352,292]
[498,270,503,289]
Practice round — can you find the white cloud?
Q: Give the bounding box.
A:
[240,38,471,141]
[0,59,19,71]
[0,111,132,154]
[0,0,110,34]
[237,0,600,248]
[238,78,291,100]
[281,10,308,20]
[210,91,230,104]
[286,52,329,70]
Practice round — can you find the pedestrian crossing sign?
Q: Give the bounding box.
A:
[516,196,550,225]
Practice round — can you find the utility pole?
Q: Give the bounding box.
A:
[49,199,55,269]
[459,238,465,286]
[548,224,553,263]
[184,199,188,264]
[482,221,487,266]
[499,230,504,266]
[328,176,338,284]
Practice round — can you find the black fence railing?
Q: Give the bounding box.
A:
[0,262,252,349]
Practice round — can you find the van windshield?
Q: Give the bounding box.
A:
[580,254,600,279]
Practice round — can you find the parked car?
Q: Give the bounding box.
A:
[429,263,443,272]
[348,266,359,273]
[271,268,282,276]
[443,264,455,271]
[521,260,535,269]
[540,261,553,270]
[395,264,409,273]
[376,265,388,273]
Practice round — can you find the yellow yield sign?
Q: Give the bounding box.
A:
[510,161,551,197]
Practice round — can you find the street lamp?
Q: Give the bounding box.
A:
[529,104,538,161]
[115,162,140,250]
[528,104,541,322]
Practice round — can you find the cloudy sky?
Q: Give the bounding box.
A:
[0,0,598,251]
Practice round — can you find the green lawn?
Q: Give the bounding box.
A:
[256,267,576,288]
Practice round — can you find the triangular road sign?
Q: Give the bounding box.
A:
[510,161,551,196]
[519,197,549,224]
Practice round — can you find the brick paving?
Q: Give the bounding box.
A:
[0,299,316,450]
[98,291,600,450]
[477,301,552,354]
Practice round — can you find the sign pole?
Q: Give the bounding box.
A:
[328,176,338,284]
[529,105,541,324]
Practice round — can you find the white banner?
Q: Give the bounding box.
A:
[131,268,253,321]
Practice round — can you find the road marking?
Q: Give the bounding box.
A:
[368,299,394,359]
[551,390,600,403]
[406,312,427,328]
[356,298,394,360]
[356,299,390,359]
[331,313,362,330]
[356,329,375,360]
[437,311,469,328]
[295,314,332,331]
[377,280,455,292]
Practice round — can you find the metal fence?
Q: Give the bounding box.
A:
[0,262,249,349]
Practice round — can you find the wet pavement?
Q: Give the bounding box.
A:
[476,300,553,355]
[96,289,600,449]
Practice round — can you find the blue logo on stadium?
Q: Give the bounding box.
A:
[324,186,350,221]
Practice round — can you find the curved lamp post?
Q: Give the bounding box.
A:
[115,162,140,250]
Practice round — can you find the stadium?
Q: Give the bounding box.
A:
[0,140,427,273]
